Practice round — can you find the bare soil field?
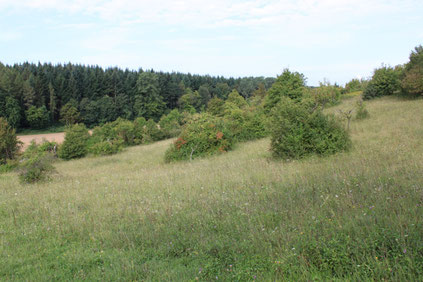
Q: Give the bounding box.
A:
[17,132,65,150]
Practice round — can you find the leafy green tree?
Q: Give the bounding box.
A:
[177,88,201,112]
[25,105,50,129]
[344,78,364,93]
[363,65,402,100]
[238,77,256,98]
[309,82,341,107]
[252,82,267,98]
[135,72,166,121]
[226,89,247,108]
[198,84,211,106]
[60,103,80,126]
[213,82,231,99]
[5,96,21,128]
[0,117,21,164]
[207,96,225,116]
[264,69,306,112]
[401,45,423,97]
[79,98,99,127]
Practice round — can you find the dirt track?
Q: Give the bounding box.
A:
[18,132,65,150]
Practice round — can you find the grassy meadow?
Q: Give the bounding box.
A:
[1,96,423,280]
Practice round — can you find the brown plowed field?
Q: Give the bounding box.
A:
[18,132,65,150]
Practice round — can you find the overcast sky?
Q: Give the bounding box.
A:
[1,0,422,85]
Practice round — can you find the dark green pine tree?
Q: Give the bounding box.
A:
[198,84,211,107]
[48,82,57,122]
[23,79,36,109]
[134,72,166,121]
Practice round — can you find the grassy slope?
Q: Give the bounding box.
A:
[1,96,422,280]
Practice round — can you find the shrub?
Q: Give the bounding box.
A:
[91,118,136,147]
[133,116,147,144]
[143,119,165,143]
[226,89,248,108]
[88,120,130,156]
[269,97,351,159]
[223,103,267,142]
[177,88,201,112]
[131,117,165,144]
[23,139,58,159]
[343,78,368,94]
[0,117,21,164]
[242,110,268,140]
[309,83,341,107]
[58,124,90,160]
[401,45,423,97]
[0,159,19,174]
[355,99,369,120]
[206,96,225,116]
[159,109,183,138]
[112,118,136,146]
[363,65,402,100]
[164,113,234,162]
[17,153,56,183]
[264,69,306,112]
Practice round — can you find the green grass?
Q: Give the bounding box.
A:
[1,96,423,280]
[16,124,65,135]
[342,90,363,100]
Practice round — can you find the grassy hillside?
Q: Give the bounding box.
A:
[1,96,422,280]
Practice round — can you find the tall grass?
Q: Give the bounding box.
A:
[1,96,422,280]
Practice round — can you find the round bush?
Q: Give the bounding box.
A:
[0,117,21,164]
[164,113,234,162]
[223,103,267,142]
[355,99,370,120]
[133,117,147,144]
[18,153,56,183]
[269,97,351,159]
[91,118,136,147]
[58,124,90,160]
[159,109,183,138]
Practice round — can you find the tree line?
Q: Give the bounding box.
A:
[0,62,275,130]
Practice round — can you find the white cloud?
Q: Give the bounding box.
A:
[0,30,22,42]
[1,0,421,28]
[1,0,421,84]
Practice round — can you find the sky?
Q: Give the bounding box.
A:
[0,0,422,86]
